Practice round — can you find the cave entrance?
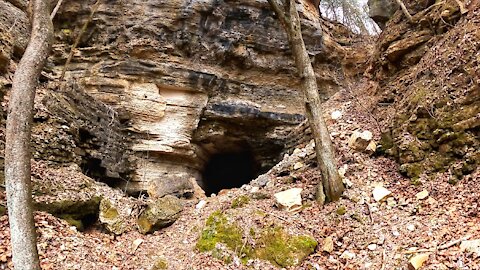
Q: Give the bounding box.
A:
[201,149,259,196]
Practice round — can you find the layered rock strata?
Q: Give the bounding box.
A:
[1,0,367,197]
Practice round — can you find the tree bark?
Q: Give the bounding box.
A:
[267,0,344,202]
[5,0,53,269]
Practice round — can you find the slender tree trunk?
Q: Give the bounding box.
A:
[5,0,53,269]
[268,0,344,202]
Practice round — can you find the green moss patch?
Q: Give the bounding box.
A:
[196,211,247,254]
[196,211,317,267]
[255,227,318,267]
[231,195,250,209]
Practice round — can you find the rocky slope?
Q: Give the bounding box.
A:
[368,0,479,182]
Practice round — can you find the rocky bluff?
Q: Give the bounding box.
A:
[0,0,365,197]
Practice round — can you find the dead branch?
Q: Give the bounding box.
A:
[50,0,64,20]
[402,235,472,254]
[394,0,414,23]
[60,0,101,80]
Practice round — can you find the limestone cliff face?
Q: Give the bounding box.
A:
[0,0,365,197]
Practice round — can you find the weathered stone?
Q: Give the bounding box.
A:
[368,0,398,29]
[0,0,29,61]
[369,1,478,179]
[385,30,433,62]
[38,0,368,197]
[137,195,183,234]
[274,188,303,212]
[99,198,126,235]
[322,236,334,253]
[348,130,374,152]
[415,190,429,200]
[408,253,429,270]
[372,186,392,202]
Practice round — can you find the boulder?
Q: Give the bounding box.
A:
[274,188,303,212]
[367,0,398,29]
[99,198,126,235]
[137,195,183,234]
[348,130,375,153]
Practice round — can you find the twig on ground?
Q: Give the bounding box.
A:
[402,235,472,254]
[365,203,374,223]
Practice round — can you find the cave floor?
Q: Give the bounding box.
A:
[1,79,479,270]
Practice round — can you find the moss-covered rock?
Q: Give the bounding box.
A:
[137,195,183,234]
[196,211,247,254]
[99,198,126,235]
[0,204,6,216]
[151,257,168,270]
[255,227,318,267]
[34,196,101,230]
[231,195,250,209]
[196,211,317,267]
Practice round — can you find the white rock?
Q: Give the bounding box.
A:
[348,130,374,152]
[274,188,303,212]
[250,186,259,193]
[338,164,348,178]
[331,110,343,120]
[343,178,353,188]
[415,190,429,200]
[132,238,144,253]
[387,197,396,207]
[365,140,377,155]
[408,253,429,270]
[322,236,334,253]
[407,224,415,231]
[392,230,400,237]
[367,244,377,251]
[196,200,207,209]
[293,162,304,170]
[340,250,356,260]
[460,239,480,255]
[372,186,392,202]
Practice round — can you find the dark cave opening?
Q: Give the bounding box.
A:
[201,150,259,196]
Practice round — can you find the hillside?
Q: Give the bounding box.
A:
[0,0,479,269]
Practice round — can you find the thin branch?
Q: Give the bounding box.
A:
[60,0,102,80]
[402,235,472,254]
[50,0,64,20]
[394,0,414,23]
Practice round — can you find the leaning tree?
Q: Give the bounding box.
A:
[267,0,344,203]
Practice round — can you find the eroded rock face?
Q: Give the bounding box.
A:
[0,0,367,198]
[42,0,362,196]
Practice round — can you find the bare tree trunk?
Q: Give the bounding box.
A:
[267,0,344,202]
[5,0,53,269]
